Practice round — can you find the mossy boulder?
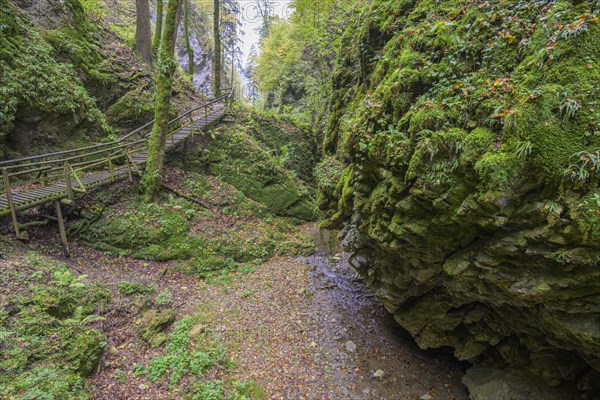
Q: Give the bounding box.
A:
[133,307,177,348]
[187,118,316,220]
[0,253,109,397]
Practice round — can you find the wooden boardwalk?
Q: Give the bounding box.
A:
[0,111,223,216]
[0,93,231,252]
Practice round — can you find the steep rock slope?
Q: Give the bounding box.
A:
[0,0,199,159]
[320,1,600,398]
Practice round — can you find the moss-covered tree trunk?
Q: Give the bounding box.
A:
[213,0,221,96]
[135,0,152,64]
[142,0,182,202]
[183,0,194,77]
[152,0,164,57]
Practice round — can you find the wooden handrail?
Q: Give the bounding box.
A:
[0,90,233,195]
[0,89,233,168]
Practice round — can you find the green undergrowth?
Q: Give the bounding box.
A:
[187,111,318,221]
[80,0,137,47]
[136,316,264,399]
[0,0,112,151]
[0,252,111,399]
[73,175,315,278]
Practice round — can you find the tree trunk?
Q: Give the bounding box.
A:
[184,0,194,77]
[213,0,221,96]
[135,0,152,64]
[142,0,182,202]
[152,0,164,57]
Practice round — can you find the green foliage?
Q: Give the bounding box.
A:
[564,149,600,181]
[320,0,600,224]
[118,281,155,296]
[252,0,351,143]
[143,315,264,398]
[156,290,174,306]
[143,316,263,399]
[0,253,110,399]
[0,0,112,138]
[315,157,345,192]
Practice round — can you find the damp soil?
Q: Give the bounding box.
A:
[301,250,470,399]
[1,221,470,399]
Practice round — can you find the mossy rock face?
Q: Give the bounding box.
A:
[132,308,176,348]
[322,1,600,399]
[0,0,115,158]
[186,115,317,220]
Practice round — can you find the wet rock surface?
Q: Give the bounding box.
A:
[303,251,469,399]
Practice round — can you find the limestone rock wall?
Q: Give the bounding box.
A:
[321,0,600,398]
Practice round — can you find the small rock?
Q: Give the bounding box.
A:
[420,395,432,400]
[344,341,357,352]
[373,369,385,378]
[138,384,148,391]
[296,288,306,295]
[309,341,317,348]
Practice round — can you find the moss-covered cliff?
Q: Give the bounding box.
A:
[0,0,199,160]
[320,0,600,398]
[0,0,113,158]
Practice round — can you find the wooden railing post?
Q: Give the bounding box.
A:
[64,162,74,200]
[2,167,22,239]
[108,155,114,182]
[55,201,70,257]
[125,150,134,182]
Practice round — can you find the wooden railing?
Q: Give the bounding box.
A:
[0,89,232,214]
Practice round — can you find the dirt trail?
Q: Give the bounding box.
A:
[1,223,469,399]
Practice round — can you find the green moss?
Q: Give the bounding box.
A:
[133,308,176,348]
[106,86,155,124]
[203,127,315,220]
[80,197,203,261]
[461,128,497,166]
[42,28,115,85]
[0,0,112,139]
[0,253,109,398]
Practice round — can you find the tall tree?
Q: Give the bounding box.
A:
[152,0,164,57]
[135,0,152,63]
[142,0,182,201]
[183,0,194,76]
[256,0,274,42]
[213,0,221,96]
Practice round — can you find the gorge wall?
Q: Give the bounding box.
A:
[319,1,600,398]
[0,0,202,160]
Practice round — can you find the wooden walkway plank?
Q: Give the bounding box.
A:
[0,108,226,218]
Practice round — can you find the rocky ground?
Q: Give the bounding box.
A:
[1,220,469,399]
